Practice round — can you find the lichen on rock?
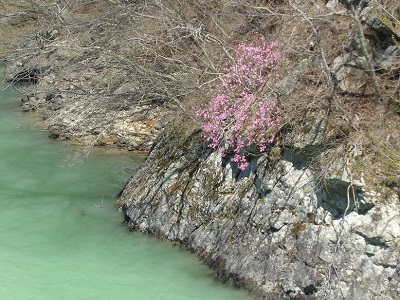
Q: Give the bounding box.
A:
[118,115,400,299]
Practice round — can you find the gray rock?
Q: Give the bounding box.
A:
[375,46,400,71]
[326,0,340,10]
[364,7,398,37]
[332,53,368,94]
[339,0,370,8]
[4,61,24,82]
[118,124,400,299]
[276,59,310,96]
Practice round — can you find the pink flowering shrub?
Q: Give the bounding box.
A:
[194,37,281,170]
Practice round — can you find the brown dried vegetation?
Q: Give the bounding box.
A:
[1,0,399,194]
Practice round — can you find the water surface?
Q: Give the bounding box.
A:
[0,66,251,300]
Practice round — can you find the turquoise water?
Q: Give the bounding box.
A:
[0,66,251,300]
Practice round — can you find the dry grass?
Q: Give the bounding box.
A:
[0,1,40,56]
[2,0,399,193]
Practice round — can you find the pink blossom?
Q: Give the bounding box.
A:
[194,37,281,170]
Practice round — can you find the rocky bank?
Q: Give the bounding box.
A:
[117,117,399,299]
[4,59,169,151]
[2,0,400,299]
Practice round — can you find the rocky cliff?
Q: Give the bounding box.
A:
[117,2,400,298]
[118,117,399,299]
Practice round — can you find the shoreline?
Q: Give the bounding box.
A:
[2,1,400,299]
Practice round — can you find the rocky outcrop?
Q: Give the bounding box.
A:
[118,118,400,299]
[5,48,169,151]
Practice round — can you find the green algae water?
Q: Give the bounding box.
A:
[0,66,251,300]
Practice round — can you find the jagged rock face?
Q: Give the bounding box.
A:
[119,125,400,300]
